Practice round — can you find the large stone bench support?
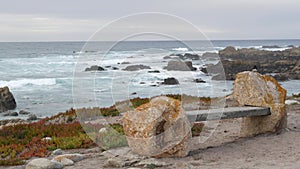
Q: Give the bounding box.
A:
[232,71,287,137]
[122,96,192,158]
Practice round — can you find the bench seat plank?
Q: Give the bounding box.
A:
[186,106,271,122]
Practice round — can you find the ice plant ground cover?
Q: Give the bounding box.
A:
[0,95,211,166]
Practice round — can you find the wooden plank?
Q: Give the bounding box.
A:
[186,106,271,122]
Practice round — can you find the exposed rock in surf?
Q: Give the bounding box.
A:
[168,53,200,60]
[0,86,17,113]
[181,53,199,60]
[3,111,18,116]
[193,78,206,83]
[27,114,38,121]
[123,65,151,71]
[161,77,179,85]
[164,60,196,71]
[202,52,219,58]
[272,73,289,81]
[121,62,130,64]
[262,45,281,48]
[200,67,208,74]
[19,110,30,115]
[207,46,300,80]
[148,70,160,73]
[163,56,172,59]
[85,65,105,71]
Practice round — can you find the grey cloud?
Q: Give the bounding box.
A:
[0,0,300,41]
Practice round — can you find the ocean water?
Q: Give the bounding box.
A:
[0,40,300,119]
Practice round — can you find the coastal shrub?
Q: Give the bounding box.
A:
[0,120,94,166]
[0,94,213,166]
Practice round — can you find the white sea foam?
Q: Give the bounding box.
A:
[0,78,56,89]
[171,47,189,51]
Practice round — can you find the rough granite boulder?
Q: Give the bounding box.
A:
[122,96,192,158]
[0,86,17,113]
[233,71,287,137]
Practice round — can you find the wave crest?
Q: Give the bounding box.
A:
[0,78,56,88]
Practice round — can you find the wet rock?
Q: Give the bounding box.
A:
[271,73,289,81]
[181,53,200,60]
[194,78,206,83]
[85,65,105,71]
[123,65,151,71]
[148,70,160,73]
[211,74,227,81]
[27,114,38,121]
[217,46,300,80]
[19,110,30,115]
[26,158,63,169]
[202,52,219,58]
[3,111,18,116]
[200,67,208,74]
[262,45,281,48]
[163,56,172,59]
[233,71,287,137]
[122,96,192,158]
[0,86,17,113]
[164,60,196,71]
[161,77,179,85]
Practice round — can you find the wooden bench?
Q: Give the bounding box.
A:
[186,106,271,122]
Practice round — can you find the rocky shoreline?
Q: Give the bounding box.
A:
[209,46,300,81]
[83,46,300,83]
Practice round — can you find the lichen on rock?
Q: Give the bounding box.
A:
[122,96,192,158]
[233,71,287,137]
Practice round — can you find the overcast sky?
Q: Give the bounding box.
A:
[1,0,300,41]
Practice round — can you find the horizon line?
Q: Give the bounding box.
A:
[1,38,300,43]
